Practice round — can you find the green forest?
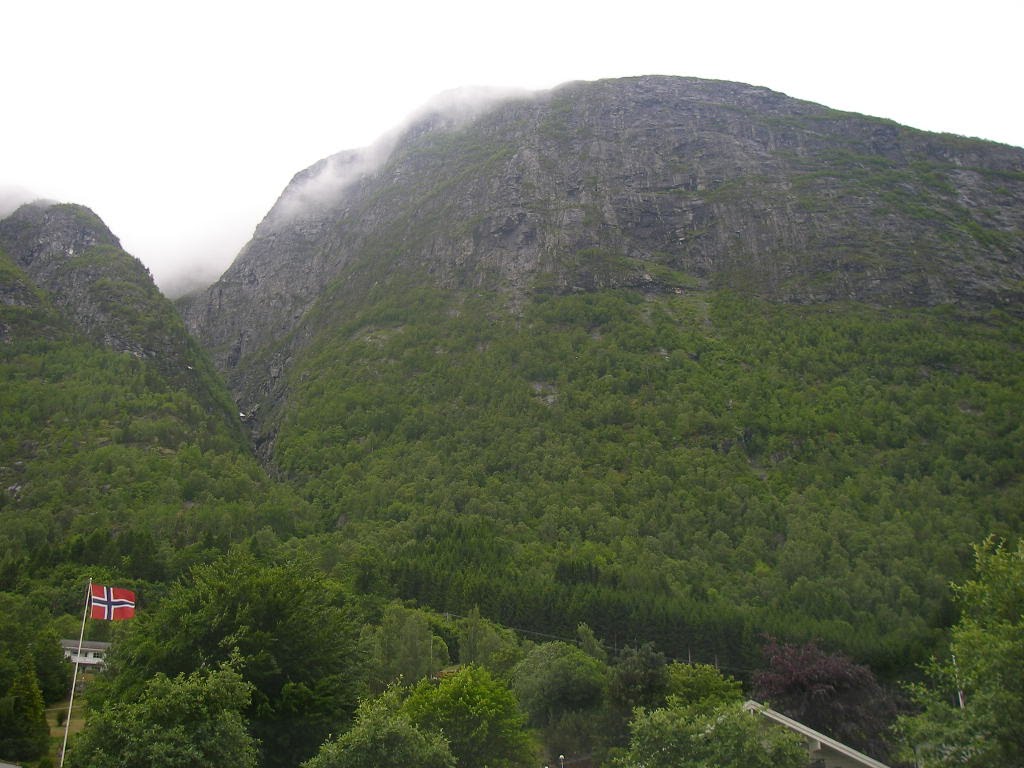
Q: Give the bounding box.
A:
[1,247,1022,766]
[274,285,1021,669]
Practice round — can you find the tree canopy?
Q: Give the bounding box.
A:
[102,547,364,768]
[665,662,743,708]
[897,538,1024,767]
[402,665,534,768]
[752,637,897,759]
[66,663,258,768]
[614,699,807,768]
[0,653,50,763]
[301,687,455,768]
[512,641,607,728]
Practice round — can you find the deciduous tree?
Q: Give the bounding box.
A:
[512,641,607,728]
[66,663,257,768]
[511,641,610,761]
[363,603,450,690]
[105,547,363,768]
[302,687,454,768]
[665,662,742,708]
[403,665,534,768]
[897,538,1024,767]
[456,605,522,676]
[614,699,807,768]
[752,637,896,759]
[609,642,668,712]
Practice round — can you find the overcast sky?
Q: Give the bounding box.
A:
[3,0,1021,296]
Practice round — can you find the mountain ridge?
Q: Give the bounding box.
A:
[179,75,1024,456]
[165,77,1024,672]
[0,199,250,447]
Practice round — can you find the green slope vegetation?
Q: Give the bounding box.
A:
[0,247,312,590]
[271,283,1023,674]
[0,239,317,765]
[0,242,319,764]
[3,248,1022,766]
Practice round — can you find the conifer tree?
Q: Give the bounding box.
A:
[0,654,50,761]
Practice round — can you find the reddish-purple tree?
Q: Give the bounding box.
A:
[752,638,898,761]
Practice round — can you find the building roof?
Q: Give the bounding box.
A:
[60,638,111,652]
[743,700,892,768]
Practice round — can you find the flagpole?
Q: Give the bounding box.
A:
[60,578,91,768]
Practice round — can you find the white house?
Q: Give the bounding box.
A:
[744,700,892,768]
[60,638,111,668]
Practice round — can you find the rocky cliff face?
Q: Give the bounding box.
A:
[180,75,1024,426]
[0,201,216,390]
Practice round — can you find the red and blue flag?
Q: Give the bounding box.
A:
[90,583,136,620]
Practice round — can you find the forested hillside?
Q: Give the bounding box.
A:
[174,76,1022,679]
[269,283,1023,673]
[2,76,1023,767]
[0,209,317,765]
[0,205,313,578]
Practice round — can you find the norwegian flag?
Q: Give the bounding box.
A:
[90,583,136,620]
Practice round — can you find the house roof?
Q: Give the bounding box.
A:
[60,638,111,652]
[743,700,892,768]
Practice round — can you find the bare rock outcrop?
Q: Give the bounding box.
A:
[179,76,1024,434]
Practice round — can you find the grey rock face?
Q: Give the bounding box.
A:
[181,75,1024,407]
[0,200,121,264]
[0,202,196,374]
[1,202,127,341]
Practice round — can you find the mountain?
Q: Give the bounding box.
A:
[3,77,1022,687]
[173,76,1024,671]
[0,201,309,589]
[2,202,209,380]
[182,76,1024,433]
